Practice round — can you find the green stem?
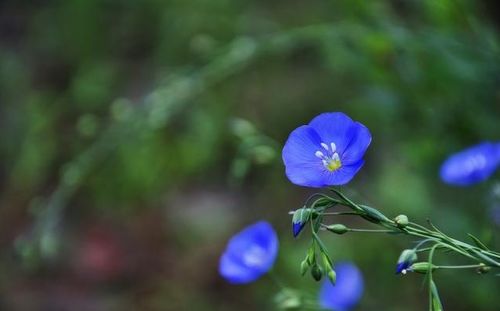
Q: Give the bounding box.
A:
[435,264,484,269]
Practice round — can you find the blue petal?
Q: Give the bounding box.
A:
[282,125,323,167]
[219,221,279,284]
[395,262,410,274]
[319,262,364,311]
[308,113,358,155]
[293,222,306,238]
[282,125,329,187]
[341,122,372,165]
[440,142,500,186]
[219,252,262,284]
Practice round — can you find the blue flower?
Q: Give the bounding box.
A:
[219,221,279,284]
[319,262,364,311]
[282,112,372,187]
[440,142,500,186]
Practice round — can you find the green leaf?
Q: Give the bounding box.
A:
[430,280,444,311]
[467,233,490,251]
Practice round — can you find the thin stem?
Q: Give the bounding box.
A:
[321,211,361,216]
[435,264,484,269]
[348,228,395,233]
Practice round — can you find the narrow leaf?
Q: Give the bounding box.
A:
[430,280,444,311]
[467,233,490,251]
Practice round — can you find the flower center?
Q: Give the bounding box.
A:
[315,142,342,172]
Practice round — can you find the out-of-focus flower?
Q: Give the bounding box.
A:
[282,112,371,188]
[318,262,364,311]
[219,221,278,284]
[440,142,500,186]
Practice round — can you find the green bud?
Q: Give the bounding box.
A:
[409,262,437,274]
[327,269,336,285]
[326,224,349,235]
[311,264,323,281]
[477,263,491,274]
[306,246,316,265]
[300,259,309,276]
[292,208,313,224]
[321,252,333,269]
[360,205,390,223]
[394,215,409,228]
[397,249,417,265]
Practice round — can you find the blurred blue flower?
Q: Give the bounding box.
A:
[219,221,278,284]
[440,142,500,186]
[319,262,364,311]
[282,112,371,187]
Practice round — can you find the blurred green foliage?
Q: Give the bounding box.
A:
[0,0,499,310]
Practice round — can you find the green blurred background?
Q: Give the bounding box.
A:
[0,0,499,310]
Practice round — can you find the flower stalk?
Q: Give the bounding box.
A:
[292,188,500,311]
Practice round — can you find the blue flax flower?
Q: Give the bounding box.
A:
[440,142,500,186]
[282,112,371,187]
[319,262,364,311]
[219,221,278,284]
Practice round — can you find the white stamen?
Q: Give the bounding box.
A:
[402,269,407,275]
[314,141,342,171]
[315,151,325,159]
[330,142,336,153]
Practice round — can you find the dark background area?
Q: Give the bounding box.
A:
[0,1,499,310]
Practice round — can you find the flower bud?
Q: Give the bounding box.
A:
[360,205,390,223]
[292,208,313,237]
[394,215,409,228]
[306,246,316,265]
[311,264,323,281]
[326,224,349,235]
[396,249,417,274]
[409,262,437,274]
[300,259,309,276]
[477,263,491,274]
[327,269,336,285]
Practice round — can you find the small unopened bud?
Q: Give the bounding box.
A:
[292,208,313,237]
[326,224,349,235]
[327,269,336,285]
[311,264,323,281]
[477,263,491,274]
[394,215,409,228]
[306,246,316,266]
[409,262,437,274]
[396,249,418,274]
[300,259,309,276]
